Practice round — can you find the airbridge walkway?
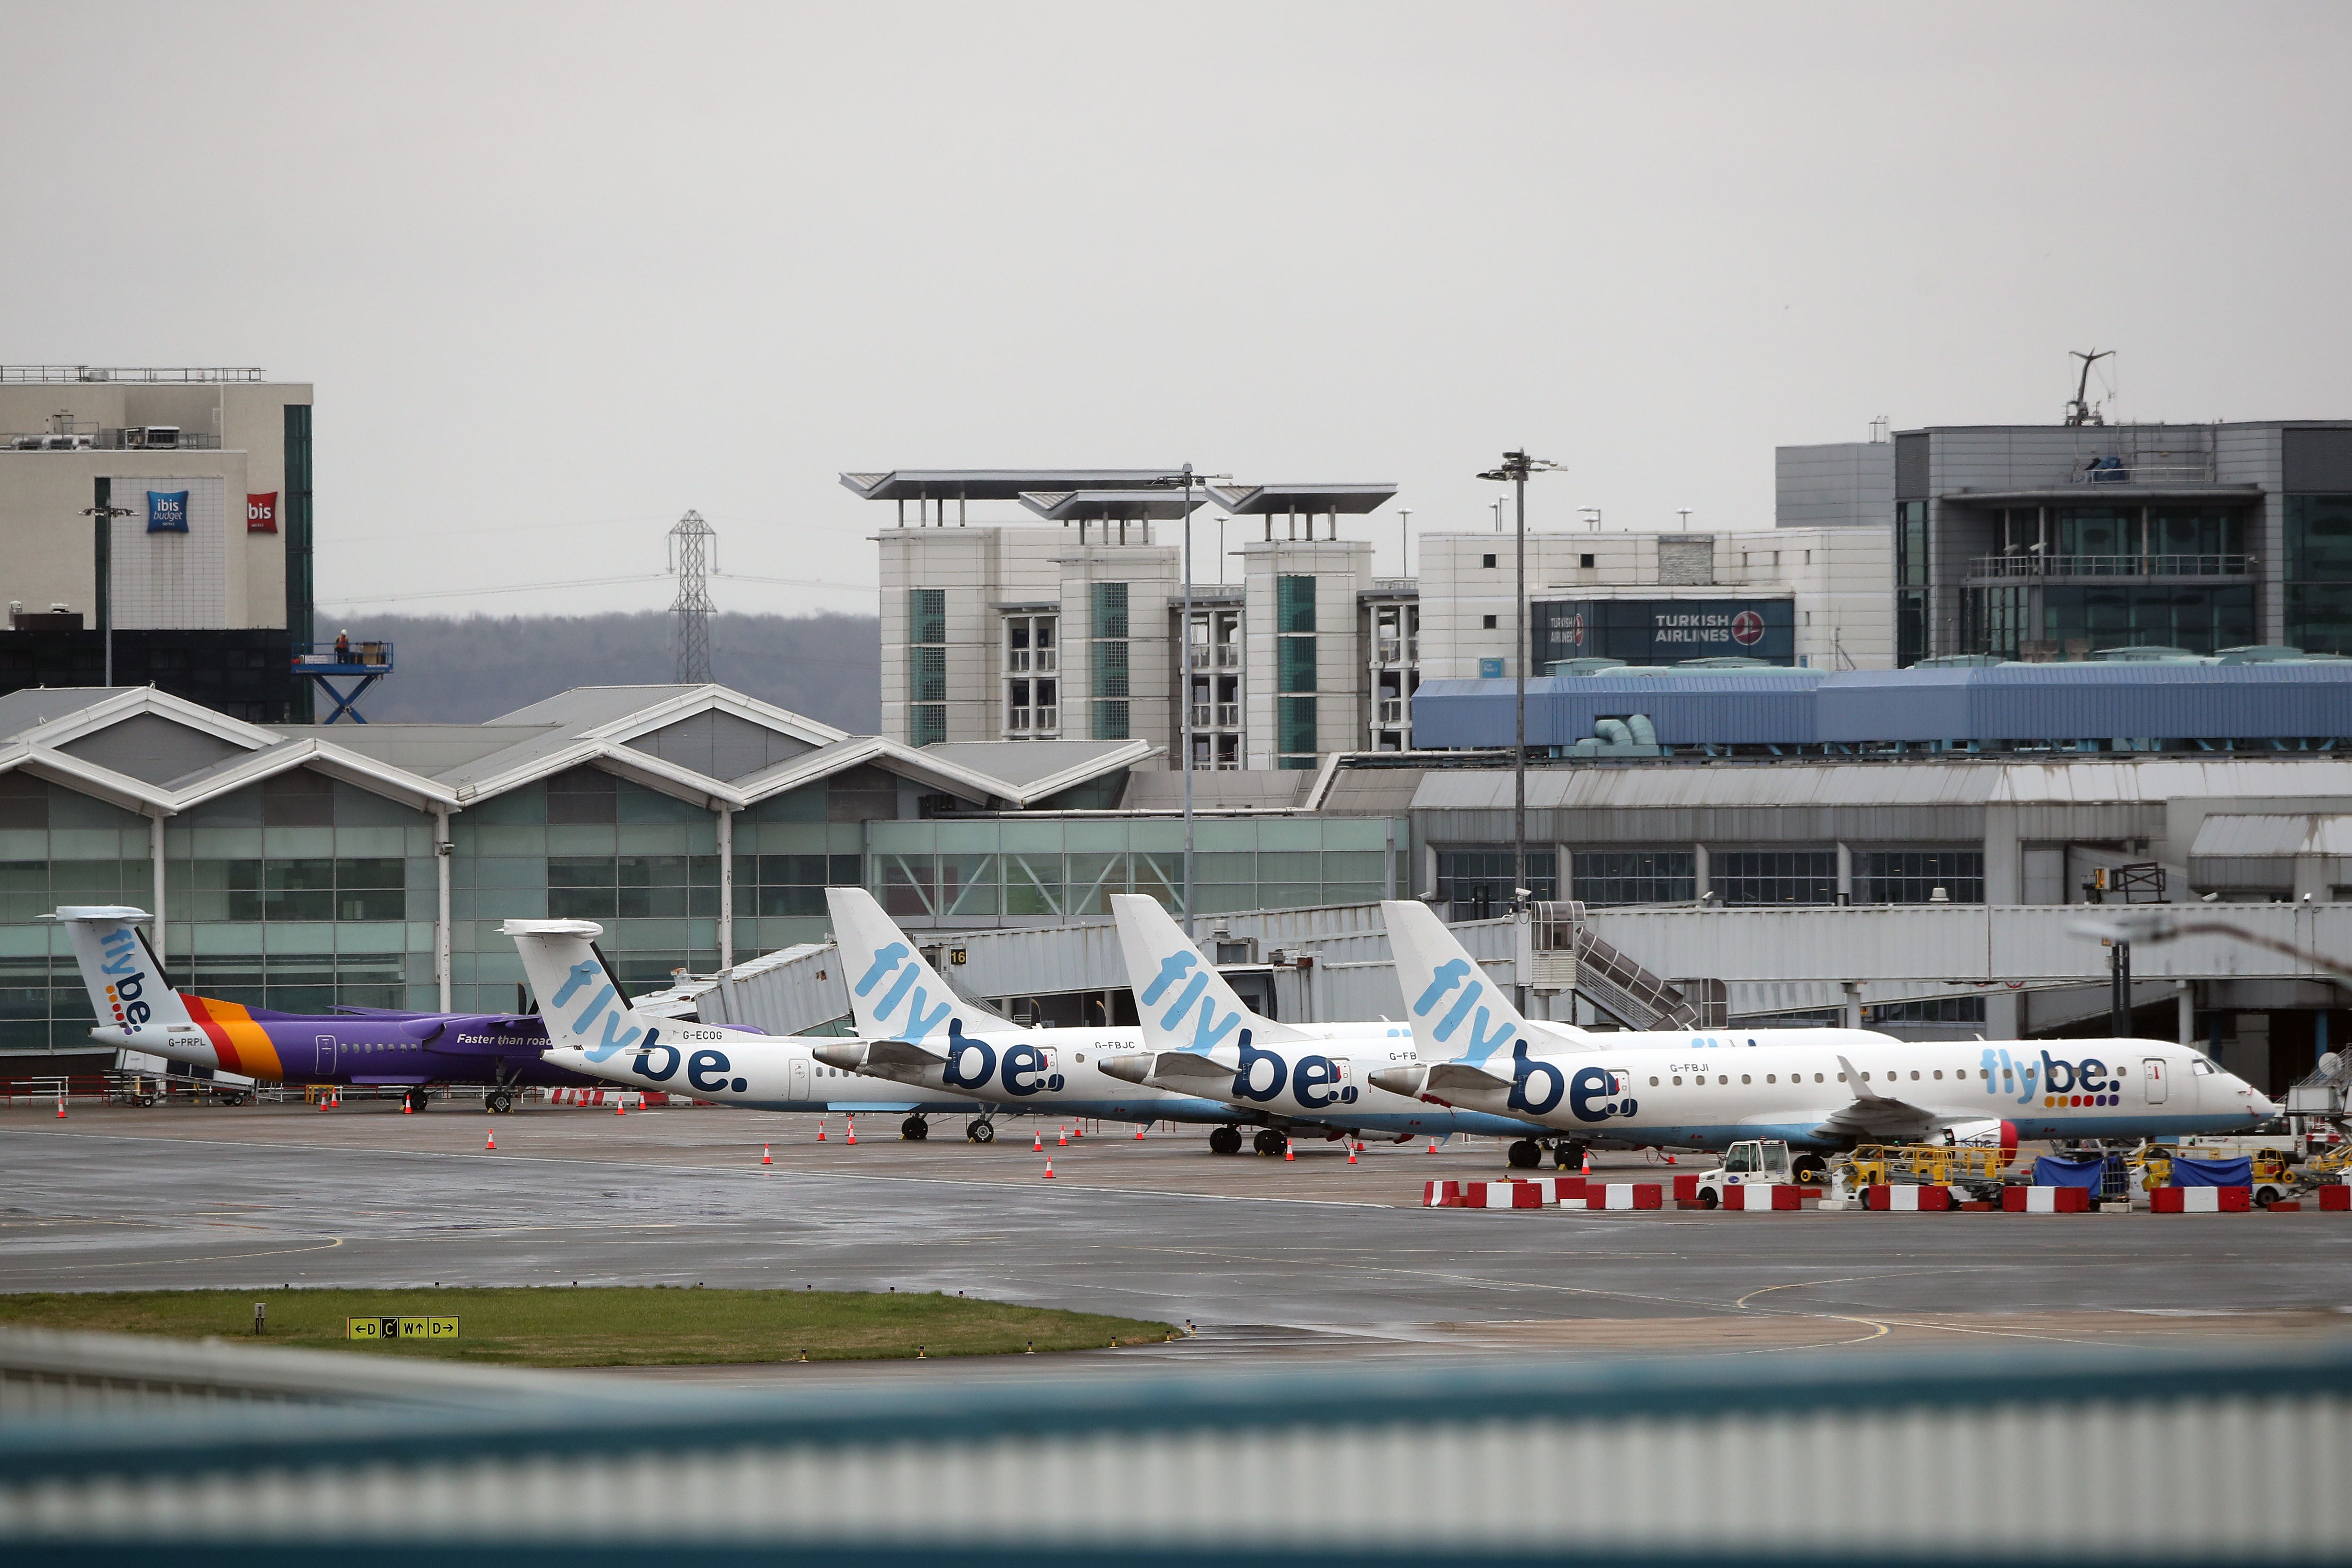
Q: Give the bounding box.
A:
[687,901,2352,1044]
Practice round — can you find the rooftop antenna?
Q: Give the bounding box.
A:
[1676,508,1693,532]
[2065,348,2114,427]
[666,509,717,684]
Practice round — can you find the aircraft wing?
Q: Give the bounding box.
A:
[1808,1053,1939,1142]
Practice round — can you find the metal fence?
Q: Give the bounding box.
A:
[1,1330,2347,1560]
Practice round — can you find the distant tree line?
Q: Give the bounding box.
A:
[346,611,880,731]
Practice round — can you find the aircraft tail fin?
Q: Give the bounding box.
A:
[1380,900,1526,1065]
[1109,894,1309,1053]
[825,887,1025,1041]
[503,919,665,1061]
[46,906,191,1037]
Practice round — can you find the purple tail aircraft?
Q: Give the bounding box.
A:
[49,906,588,1112]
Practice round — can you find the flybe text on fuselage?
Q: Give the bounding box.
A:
[550,959,747,1093]
[1137,947,1364,1109]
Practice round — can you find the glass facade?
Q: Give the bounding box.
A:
[1896,500,1927,667]
[907,588,946,746]
[1090,582,1130,740]
[1712,850,1836,906]
[868,814,1402,923]
[1571,849,1695,906]
[1436,847,1558,916]
[1277,575,1317,768]
[1859,849,1983,904]
[2287,495,2352,654]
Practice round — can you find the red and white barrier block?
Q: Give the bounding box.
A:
[1586,1183,1664,1211]
[2002,1185,2092,1213]
[2318,1184,2351,1212]
[1424,1180,1542,1209]
[2151,1185,2253,1213]
[1724,1183,1803,1211]
[1865,1185,1953,1212]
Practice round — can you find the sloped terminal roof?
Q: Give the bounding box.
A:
[839,470,1178,501]
[1015,490,1209,521]
[1204,482,1399,514]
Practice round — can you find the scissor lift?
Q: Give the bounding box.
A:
[294,639,393,723]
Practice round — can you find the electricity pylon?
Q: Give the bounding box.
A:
[666,510,717,684]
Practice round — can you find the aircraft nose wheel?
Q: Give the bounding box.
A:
[485,1088,516,1114]
[1208,1125,1243,1156]
[901,1114,930,1141]
[1506,1139,1543,1170]
[966,1118,996,1144]
[1252,1128,1289,1158]
[405,1087,429,1114]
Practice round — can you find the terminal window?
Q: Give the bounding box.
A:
[548,855,719,920]
[1571,850,1695,906]
[1277,695,1317,769]
[1711,850,1837,906]
[1437,847,1559,915]
[1861,849,1983,904]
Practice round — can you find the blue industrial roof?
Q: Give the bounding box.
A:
[1412,661,2352,749]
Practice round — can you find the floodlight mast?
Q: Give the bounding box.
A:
[1151,466,1231,939]
[1476,449,1562,970]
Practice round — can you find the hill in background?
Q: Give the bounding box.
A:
[345,611,880,731]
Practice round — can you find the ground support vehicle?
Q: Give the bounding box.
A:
[1686,1140,1800,1209]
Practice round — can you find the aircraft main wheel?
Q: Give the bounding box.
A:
[1506,1139,1542,1170]
[967,1119,996,1144]
[486,1089,516,1114]
[405,1087,429,1114]
[1209,1125,1243,1156]
[1792,1153,1828,1185]
[902,1115,929,1141]
[1252,1128,1287,1157]
[1557,1142,1587,1171]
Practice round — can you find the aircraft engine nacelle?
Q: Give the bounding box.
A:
[1946,1118,2019,1167]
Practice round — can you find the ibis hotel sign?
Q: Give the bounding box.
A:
[1536,598,1795,666]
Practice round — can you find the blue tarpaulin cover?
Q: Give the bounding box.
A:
[2032,1154,2107,1189]
[2172,1154,2253,1188]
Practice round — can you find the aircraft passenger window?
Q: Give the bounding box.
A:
[1835,1073,1845,1083]
[1649,1077,1659,1087]
[1718,1075,1728,1085]
[1741,1074,1751,1085]
[1766,1074,1775,1084]
[1911,1071,1920,1081]
[1672,1076,1683,1086]
[1076,1053,1085,1063]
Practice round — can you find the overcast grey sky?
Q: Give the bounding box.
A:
[8,1,2348,619]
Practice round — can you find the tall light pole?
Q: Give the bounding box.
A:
[82,487,134,687]
[1477,450,1561,916]
[1154,467,1230,938]
[1397,508,1412,579]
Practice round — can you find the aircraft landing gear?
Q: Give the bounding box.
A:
[1792,1152,1828,1185]
[405,1086,430,1114]
[1251,1128,1289,1158]
[485,1088,517,1114]
[1557,1141,1586,1171]
[966,1118,996,1145]
[901,1114,929,1142]
[1507,1139,1544,1170]
[1208,1125,1243,1156]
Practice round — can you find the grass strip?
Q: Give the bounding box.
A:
[0,1287,1174,1366]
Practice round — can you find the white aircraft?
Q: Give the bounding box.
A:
[508,917,986,1134]
[1100,893,1558,1155]
[801,888,1253,1142]
[1368,899,2278,1175]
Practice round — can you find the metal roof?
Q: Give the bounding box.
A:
[838,470,1176,502]
[1939,486,2264,505]
[1015,490,1209,521]
[1414,662,2352,749]
[1203,482,1399,515]
[2190,814,2315,858]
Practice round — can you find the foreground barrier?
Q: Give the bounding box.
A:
[2153,1185,2254,1213]
[1866,1185,1954,1212]
[4,1327,2349,1560]
[1723,1183,1801,1212]
[2321,1185,2351,1212]
[2003,1185,2092,1213]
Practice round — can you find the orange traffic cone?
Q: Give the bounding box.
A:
[1058,1127,1068,1147]
[1665,1152,1677,1165]
[846,1119,856,1145]
[1346,1143,1358,1165]
[402,1100,412,1114]
[1042,1158,1055,1179]
[762,1144,772,1166]
[615,1099,625,1115]
[318,1092,330,1113]
[817,1119,827,1141]
[1426,1139,1436,1154]
[1135,1125,1145,1140]
[1283,1141,1294,1162]
[1580,1151,1592,1176]
[1072,1123,1082,1140]
[55,1094,66,1119]
[1033,1130,1043,1152]
[486,1130,496,1150]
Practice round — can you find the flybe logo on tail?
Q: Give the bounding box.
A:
[98,927,152,1033]
[1136,949,1244,1053]
[939,1017,1063,1096]
[548,961,644,1061]
[1410,958,1518,1061]
[852,943,955,1040]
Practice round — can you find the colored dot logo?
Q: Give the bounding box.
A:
[1730,609,1765,646]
